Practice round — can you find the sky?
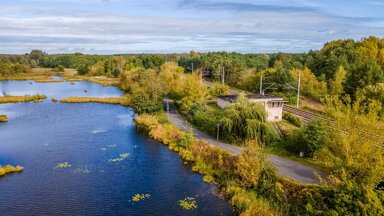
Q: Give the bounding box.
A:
[0,0,384,54]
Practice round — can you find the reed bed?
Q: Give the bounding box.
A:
[0,94,47,104]
[60,96,130,106]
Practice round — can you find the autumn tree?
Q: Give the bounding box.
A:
[329,66,347,96]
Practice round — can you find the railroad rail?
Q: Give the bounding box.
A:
[283,105,384,144]
[283,105,323,123]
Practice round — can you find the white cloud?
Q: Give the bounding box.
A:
[0,0,383,53]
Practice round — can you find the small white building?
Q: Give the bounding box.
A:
[217,94,285,122]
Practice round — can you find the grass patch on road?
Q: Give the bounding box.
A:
[266,143,331,173]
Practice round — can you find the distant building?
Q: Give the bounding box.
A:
[217,94,285,122]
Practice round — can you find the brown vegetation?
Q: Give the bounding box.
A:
[60,96,130,106]
[0,94,47,103]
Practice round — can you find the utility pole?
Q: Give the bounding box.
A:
[259,76,263,95]
[221,66,225,85]
[297,72,301,108]
[166,99,170,117]
[216,123,220,147]
[191,63,194,73]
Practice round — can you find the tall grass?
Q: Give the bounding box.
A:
[0,94,47,103]
[60,96,130,106]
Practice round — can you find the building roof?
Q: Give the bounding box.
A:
[218,94,284,102]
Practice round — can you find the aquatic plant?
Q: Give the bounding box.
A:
[55,162,72,169]
[91,129,106,134]
[108,153,129,162]
[0,165,24,176]
[73,166,91,175]
[84,89,88,92]
[178,197,198,210]
[130,194,151,202]
[107,144,117,148]
[0,114,7,122]
[51,98,58,102]
[0,94,47,103]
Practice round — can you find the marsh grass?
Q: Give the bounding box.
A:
[60,96,130,106]
[0,114,7,122]
[51,98,58,102]
[63,75,119,86]
[0,94,47,104]
[0,165,24,176]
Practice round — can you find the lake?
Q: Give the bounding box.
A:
[0,79,233,215]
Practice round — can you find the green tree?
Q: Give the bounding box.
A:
[221,94,276,144]
[77,64,90,75]
[285,120,327,157]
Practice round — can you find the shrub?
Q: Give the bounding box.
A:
[283,112,302,127]
[208,82,229,97]
[285,120,327,157]
[130,93,162,114]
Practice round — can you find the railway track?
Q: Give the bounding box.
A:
[283,105,384,144]
[283,105,323,123]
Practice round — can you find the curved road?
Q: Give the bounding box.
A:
[166,105,324,184]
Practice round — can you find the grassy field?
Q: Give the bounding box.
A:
[60,96,130,106]
[0,94,47,104]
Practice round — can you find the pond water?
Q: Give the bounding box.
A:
[0,79,233,215]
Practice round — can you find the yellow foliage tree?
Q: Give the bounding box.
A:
[291,67,327,100]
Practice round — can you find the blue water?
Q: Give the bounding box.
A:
[0,79,233,215]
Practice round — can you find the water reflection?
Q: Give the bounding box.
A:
[0,80,233,215]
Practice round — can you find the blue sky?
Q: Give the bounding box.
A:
[0,0,383,54]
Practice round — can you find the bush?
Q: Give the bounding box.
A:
[77,64,90,75]
[130,93,162,114]
[285,120,327,157]
[192,110,217,135]
[52,65,65,72]
[283,112,302,127]
[208,82,229,97]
